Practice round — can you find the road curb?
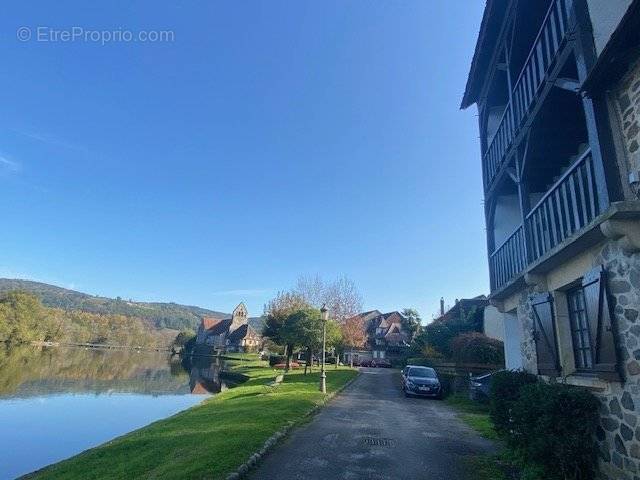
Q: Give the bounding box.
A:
[224,369,361,480]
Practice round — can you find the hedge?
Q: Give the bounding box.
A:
[268,354,286,366]
[450,332,505,365]
[489,370,538,435]
[489,371,600,480]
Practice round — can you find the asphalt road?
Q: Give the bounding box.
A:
[249,367,496,480]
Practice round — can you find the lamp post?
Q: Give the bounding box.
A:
[319,304,328,393]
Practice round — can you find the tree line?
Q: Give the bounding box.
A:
[0,291,167,347]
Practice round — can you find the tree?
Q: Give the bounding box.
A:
[341,315,367,367]
[410,306,484,358]
[173,329,195,349]
[0,291,56,343]
[294,274,363,323]
[284,308,323,375]
[263,291,310,370]
[401,308,422,342]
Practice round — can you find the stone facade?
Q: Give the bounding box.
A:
[195,302,260,353]
[505,239,640,480]
[616,58,640,172]
[594,242,640,480]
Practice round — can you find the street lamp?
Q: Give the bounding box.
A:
[319,304,328,393]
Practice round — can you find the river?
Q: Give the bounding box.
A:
[0,345,236,479]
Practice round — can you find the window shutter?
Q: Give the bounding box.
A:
[530,292,561,377]
[582,265,621,381]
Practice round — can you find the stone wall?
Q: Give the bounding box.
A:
[507,239,640,479]
[594,241,640,480]
[616,58,640,175]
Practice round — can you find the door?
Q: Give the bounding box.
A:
[503,311,523,370]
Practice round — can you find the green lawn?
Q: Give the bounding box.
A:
[444,394,498,440]
[25,356,358,480]
[444,395,512,480]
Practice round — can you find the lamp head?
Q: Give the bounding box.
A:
[320,304,329,322]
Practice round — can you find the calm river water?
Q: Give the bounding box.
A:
[0,345,235,479]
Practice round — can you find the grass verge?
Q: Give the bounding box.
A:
[444,394,498,440]
[24,356,358,480]
[444,395,517,480]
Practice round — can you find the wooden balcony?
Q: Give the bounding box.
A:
[489,149,605,292]
[484,0,571,190]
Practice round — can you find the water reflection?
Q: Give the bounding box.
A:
[0,345,233,398]
[0,345,239,479]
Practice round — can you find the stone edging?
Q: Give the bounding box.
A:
[224,370,361,480]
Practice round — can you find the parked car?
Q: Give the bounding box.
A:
[401,365,442,398]
[469,371,502,401]
[376,359,392,368]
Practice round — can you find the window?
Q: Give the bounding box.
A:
[567,287,594,370]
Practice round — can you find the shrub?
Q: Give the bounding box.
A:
[268,354,286,366]
[420,345,444,358]
[450,332,505,365]
[405,357,432,367]
[489,370,538,435]
[509,382,600,480]
[273,362,300,369]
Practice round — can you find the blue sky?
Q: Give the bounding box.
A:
[0,1,486,319]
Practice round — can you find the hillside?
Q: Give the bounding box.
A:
[0,279,228,332]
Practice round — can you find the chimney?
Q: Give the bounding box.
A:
[440,297,444,315]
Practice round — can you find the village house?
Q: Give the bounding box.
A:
[343,310,411,364]
[434,295,505,342]
[195,302,261,353]
[462,0,640,477]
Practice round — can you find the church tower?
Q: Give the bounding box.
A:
[230,302,248,332]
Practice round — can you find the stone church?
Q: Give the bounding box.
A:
[195,302,261,352]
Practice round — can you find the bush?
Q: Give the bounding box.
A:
[509,382,600,480]
[405,357,432,366]
[273,362,300,369]
[489,371,599,480]
[268,354,286,366]
[450,332,505,365]
[489,370,538,435]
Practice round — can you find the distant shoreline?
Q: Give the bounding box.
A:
[28,340,171,353]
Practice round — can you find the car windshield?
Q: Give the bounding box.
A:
[408,367,436,378]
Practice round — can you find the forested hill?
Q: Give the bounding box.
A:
[0,279,228,331]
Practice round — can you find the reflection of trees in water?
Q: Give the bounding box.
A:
[0,345,191,397]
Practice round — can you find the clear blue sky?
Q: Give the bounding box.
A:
[0,1,486,319]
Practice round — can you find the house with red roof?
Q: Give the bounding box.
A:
[343,310,411,365]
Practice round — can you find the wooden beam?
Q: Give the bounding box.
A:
[507,167,519,184]
[554,77,580,92]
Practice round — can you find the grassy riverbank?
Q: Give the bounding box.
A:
[25,356,358,480]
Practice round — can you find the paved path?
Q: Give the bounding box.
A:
[249,368,496,480]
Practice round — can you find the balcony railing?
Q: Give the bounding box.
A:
[525,149,600,259]
[489,225,527,292]
[489,149,603,292]
[484,0,571,189]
